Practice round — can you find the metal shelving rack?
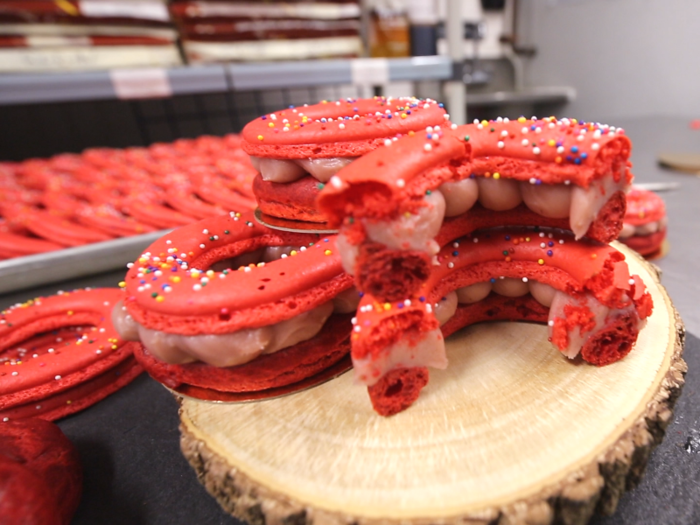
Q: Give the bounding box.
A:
[0,56,453,106]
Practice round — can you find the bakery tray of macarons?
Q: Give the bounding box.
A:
[0,134,257,293]
[112,99,653,418]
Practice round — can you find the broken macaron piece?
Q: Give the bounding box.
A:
[351,227,652,416]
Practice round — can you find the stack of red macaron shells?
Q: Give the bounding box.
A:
[0,288,142,422]
[241,96,451,222]
[119,210,355,398]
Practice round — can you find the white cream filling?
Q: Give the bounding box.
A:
[520,182,572,219]
[455,281,492,303]
[363,190,445,255]
[619,217,667,239]
[528,280,557,307]
[569,174,628,239]
[113,300,337,367]
[251,156,357,183]
[353,328,447,386]
[345,175,626,268]
[491,277,530,297]
[332,286,362,314]
[438,178,479,217]
[433,291,458,326]
[456,279,556,306]
[335,231,359,275]
[477,177,523,211]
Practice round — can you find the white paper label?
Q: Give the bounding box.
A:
[194,3,360,20]
[26,36,91,47]
[350,58,390,86]
[110,68,172,99]
[79,1,169,21]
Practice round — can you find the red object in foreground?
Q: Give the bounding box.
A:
[0,418,82,525]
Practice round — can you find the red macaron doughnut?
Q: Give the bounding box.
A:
[242,96,451,223]
[115,210,355,400]
[619,187,668,256]
[0,288,143,422]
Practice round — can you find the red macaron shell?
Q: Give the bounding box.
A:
[1,352,142,422]
[132,313,352,395]
[624,187,666,225]
[189,171,257,211]
[121,197,195,230]
[124,211,351,332]
[460,117,633,188]
[242,97,449,158]
[0,289,142,420]
[0,230,63,259]
[0,459,62,525]
[253,174,326,222]
[621,229,667,256]
[74,204,157,238]
[164,187,228,220]
[317,130,472,226]
[429,228,647,312]
[1,204,113,247]
[42,191,157,238]
[0,418,82,525]
[367,366,429,417]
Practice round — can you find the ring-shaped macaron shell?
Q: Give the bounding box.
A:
[459,117,633,188]
[242,97,450,158]
[0,348,141,421]
[124,211,348,326]
[0,289,139,412]
[317,129,472,226]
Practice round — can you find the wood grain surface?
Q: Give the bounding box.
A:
[179,242,686,525]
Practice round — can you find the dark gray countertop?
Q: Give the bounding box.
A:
[1,116,698,524]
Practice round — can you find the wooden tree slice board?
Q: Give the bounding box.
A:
[657,151,700,174]
[179,243,686,525]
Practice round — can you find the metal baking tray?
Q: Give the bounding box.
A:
[0,230,169,294]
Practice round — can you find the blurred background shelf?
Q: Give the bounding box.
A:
[0,56,452,106]
[0,65,228,105]
[466,85,576,107]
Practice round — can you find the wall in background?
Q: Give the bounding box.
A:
[519,0,700,121]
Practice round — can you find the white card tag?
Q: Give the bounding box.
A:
[350,58,390,86]
[79,1,170,22]
[110,68,172,99]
